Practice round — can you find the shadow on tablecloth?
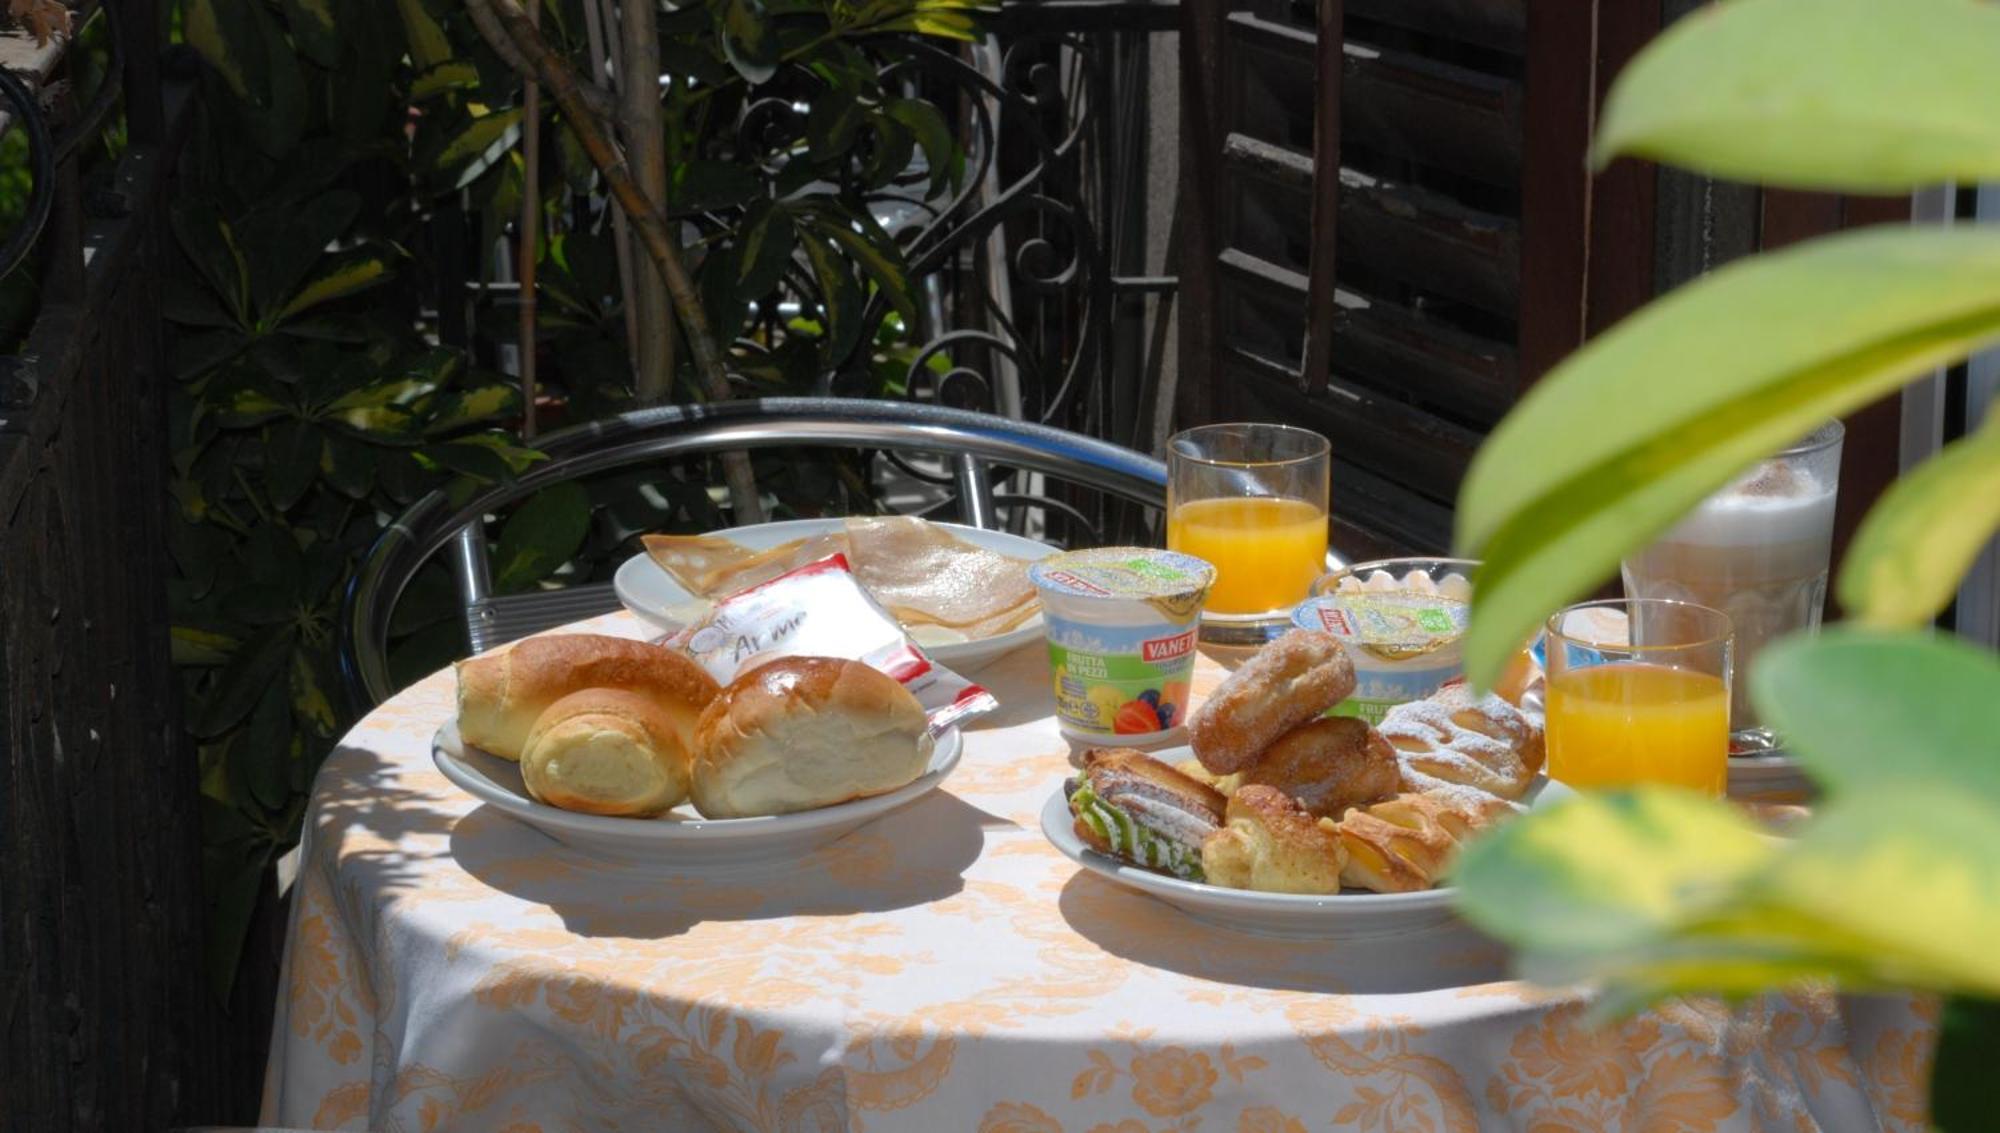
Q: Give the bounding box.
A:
[445,789,991,939]
[1055,871,1513,996]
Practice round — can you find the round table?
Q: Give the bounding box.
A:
[263,611,1934,1131]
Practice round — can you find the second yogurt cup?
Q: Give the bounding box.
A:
[1028,548,1215,744]
[1296,557,1476,723]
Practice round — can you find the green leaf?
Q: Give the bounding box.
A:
[1753,628,2000,802]
[172,204,252,326]
[805,96,865,164]
[395,0,453,70]
[871,9,980,40]
[319,434,376,498]
[804,208,919,326]
[290,648,338,738]
[1933,996,2000,1131]
[799,230,865,365]
[193,624,295,738]
[220,581,297,626]
[203,841,271,1002]
[243,1,307,158]
[424,383,520,435]
[172,625,241,667]
[280,0,341,67]
[1452,789,1775,958]
[720,0,778,85]
[411,60,480,101]
[492,482,591,592]
[671,160,762,212]
[183,0,269,103]
[1595,0,2000,193]
[265,418,322,511]
[243,682,293,812]
[888,98,962,195]
[735,200,795,300]
[275,248,394,323]
[1837,406,2000,626]
[236,191,362,324]
[1455,226,2000,689]
[427,108,523,186]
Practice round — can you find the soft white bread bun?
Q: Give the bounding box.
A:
[520,689,691,816]
[690,657,931,818]
[455,634,719,761]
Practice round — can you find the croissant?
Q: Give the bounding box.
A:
[1377,682,1545,800]
[1330,789,1521,892]
[1200,785,1346,895]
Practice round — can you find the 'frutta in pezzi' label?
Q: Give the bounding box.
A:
[1292,590,1469,724]
[1029,548,1213,741]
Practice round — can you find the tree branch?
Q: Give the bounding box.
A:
[463,0,765,523]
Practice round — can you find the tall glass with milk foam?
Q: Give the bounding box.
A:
[1620,422,1843,749]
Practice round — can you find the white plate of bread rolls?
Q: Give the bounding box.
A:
[437,634,962,866]
[1043,629,1567,938]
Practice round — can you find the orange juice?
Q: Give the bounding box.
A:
[1166,496,1326,615]
[1545,661,1728,794]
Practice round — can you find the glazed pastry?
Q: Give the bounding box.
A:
[1067,748,1226,882]
[1236,715,1399,820]
[1378,682,1546,800]
[1200,785,1346,895]
[520,688,691,817]
[1187,629,1356,774]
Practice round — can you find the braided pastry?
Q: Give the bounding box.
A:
[1377,682,1545,800]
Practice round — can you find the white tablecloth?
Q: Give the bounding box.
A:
[263,612,1935,1131]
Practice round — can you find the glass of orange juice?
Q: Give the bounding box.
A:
[1544,598,1734,796]
[1166,423,1330,643]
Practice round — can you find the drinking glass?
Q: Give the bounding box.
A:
[1620,422,1842,752]
[1544,598,1734,796]
[1166,423,1330,643]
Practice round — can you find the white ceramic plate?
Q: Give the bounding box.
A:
[434,719,963,868]
[614,518,1055,671]
[1041,746,1572,938]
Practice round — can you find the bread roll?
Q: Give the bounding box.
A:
[1200,784,1346,894]
[1187,630,1356,774]
[691,657,931,818]
[455,634,719,761]
[1237,715,1399,820]
[520,689,691,816]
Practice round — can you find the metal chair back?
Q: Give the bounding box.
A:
[340,398,1171,709]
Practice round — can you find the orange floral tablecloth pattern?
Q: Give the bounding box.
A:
[262,612,1935,1132]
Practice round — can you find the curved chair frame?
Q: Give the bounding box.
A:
[341,398,1172,708]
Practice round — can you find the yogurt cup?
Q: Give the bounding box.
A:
[1296,557,1476,724]
[1027,548,1215,744]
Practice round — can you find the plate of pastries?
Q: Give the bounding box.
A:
[617,515,1055,670]
[434,633,962,866]
[1041,629,1561,937]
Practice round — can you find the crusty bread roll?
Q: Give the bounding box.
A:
[455,634,719,762]
[520,689,691,817]
[1236,715,1399,820]
[1188,630,1356,774]
[1200,784,1346,894]
[690,657,931,818]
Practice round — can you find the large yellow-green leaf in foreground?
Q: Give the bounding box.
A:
[1836,406,2000,627]
[1453,226,2000,688]
[1753,627,2000,801]
[1596,0,2000,192]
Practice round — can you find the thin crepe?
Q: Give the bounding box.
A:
[641,517,1038,638]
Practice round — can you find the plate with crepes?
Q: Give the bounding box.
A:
[434,719,963,868]
[616,517,1056,671]
[1040,745,1571,939]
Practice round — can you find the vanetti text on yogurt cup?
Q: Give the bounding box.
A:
[1295,557,1477,724]
[1027,548,1215,743]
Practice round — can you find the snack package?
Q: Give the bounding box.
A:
[666,553,997,735]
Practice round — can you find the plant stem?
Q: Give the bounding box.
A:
[516,0,541,438]
[618,0,676,402]
[463,0,764,523]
